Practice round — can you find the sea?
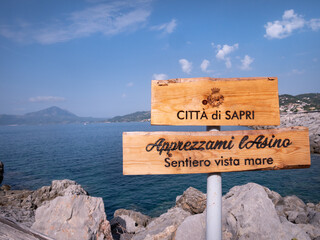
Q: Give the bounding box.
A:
[0,122,319,219]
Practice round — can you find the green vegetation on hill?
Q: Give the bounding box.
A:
[279,93,320,112]
[108,111,150,122]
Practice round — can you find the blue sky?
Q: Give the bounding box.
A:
[0,0,319,118]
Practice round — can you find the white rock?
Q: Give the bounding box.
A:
[117,214,145,234]
[175,187,206,214]
[298,224,320,239]
[175,211,206,240]
[132,207,190,240]
[222,183,311,240]
[32,195,112,240]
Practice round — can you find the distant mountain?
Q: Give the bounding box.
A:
[0,106,102,125]
[25,106,78,119]
[108,111,150,123]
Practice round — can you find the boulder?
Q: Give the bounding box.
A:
[0,206,35,227]
[0,215,54,240]
[110,216,134,240]
[282,195,306,211]
[287,210,300,222]
[309,211,320,226]
[295,212,309,224]
[161,184,320,240]
[222,183,311,240]
[114,209,151,229]
[32,195,112,240]
[0,189,34,227]
[111,209,151,239]
[132,207,191,240]
[176,186,206,214]
[280,221,312,240]
[297,224,320,240]
[263,186,283,205]
[0,189,33,208]
[24,179,88,209]
[0,179,88,227]
[275,194,310,224]
[116,215,138,233]
[175,211,206,240]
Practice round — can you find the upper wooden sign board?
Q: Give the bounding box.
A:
[123,127,310,175]
[151,77,280,126]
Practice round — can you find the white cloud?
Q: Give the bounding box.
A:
[152,73,168,80]
[225,58,232,69]
[179,59,192,74]
[29,96,66,103]
[264,9,317,39]
[0,0,151,44]
[200,59,210,72]
[216,44,239,60]
[214,43,238,68]
[309,18,320,31]
[291,69,304,75]
[126,82,134,87]
[151,19,177,34]
[121,93,127,98]
[240,55,254,70]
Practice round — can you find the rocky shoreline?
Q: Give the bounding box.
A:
[0,112,319,240]
[252,112,320,153]
[1,179,319,240]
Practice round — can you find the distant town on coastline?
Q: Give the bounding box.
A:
[0,93,319,125]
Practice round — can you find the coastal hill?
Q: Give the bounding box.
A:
[279,93,320,112]
[0,107,151,125]
[107,111,150,123]
[0,106,150,125]
[0,106,102,125]
[0,93,318,125]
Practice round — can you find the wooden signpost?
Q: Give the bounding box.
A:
[151,77,280,126]
[122,77,311,240]
[123,127,310,175]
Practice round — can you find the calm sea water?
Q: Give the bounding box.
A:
[0,122,319,219]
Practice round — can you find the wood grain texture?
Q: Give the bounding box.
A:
[123,127,310,175]
[151,77,280,126]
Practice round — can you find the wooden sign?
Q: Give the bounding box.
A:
[151,77,280,126]
[123,127,310,175]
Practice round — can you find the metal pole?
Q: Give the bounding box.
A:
[206,126,222,240]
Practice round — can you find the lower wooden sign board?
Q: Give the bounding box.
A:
[123,127,310,175]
